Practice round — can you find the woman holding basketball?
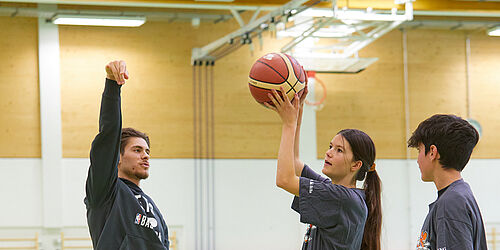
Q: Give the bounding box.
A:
[265,86,382,250]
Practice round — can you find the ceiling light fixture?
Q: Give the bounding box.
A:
[487,26,500,36]
[51,14,146,27]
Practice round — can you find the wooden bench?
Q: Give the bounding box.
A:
[0,233,39,250]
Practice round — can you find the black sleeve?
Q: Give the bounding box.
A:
[85,79,122,207]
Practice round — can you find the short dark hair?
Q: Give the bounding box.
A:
[120,127,150,155]
[408,114,479,171]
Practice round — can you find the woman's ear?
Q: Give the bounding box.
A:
[351,160,363,172]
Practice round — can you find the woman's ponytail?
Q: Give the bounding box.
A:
[338,129,381,250]
[361,170,381,250]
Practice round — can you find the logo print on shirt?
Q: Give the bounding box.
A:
[134,213,158,229]
[417,231,430,250]
[309,180,314,194]
[134,213,142,224]
[133,195,163,242]
[135,194,155,216]
[134,213,161,241]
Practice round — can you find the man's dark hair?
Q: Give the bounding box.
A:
[408,114,479,171]
[120,127,150,155]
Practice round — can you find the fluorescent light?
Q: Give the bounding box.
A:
[52,15,146,27]
[487,26,500,36]
[298,8,333,17]
[277,25,356,38]
[298,8,411,21]
[335,10,409,21]
[277,30,351,38]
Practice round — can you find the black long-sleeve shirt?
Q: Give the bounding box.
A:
[84,79,169,250]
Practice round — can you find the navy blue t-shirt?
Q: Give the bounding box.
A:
[291,165,367,250]
[416,179,487,250]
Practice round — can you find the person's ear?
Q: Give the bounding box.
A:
[118,153,122,167]
[429,145,438,161]
[351,160,362,172]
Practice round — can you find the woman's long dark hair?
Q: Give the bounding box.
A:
[338,129,381,250]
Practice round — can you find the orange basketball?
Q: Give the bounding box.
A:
[248,53,307,107]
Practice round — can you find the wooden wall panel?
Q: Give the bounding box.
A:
[210,33,291,159]
[468,33,500,158]
[60,21,199,158]
[59,19,500,159]
[0,17,40,157]
[407,29,468,158]
[315,30,406,159]
[59,17,295,158]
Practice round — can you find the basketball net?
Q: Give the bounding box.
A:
[305,71,326,110]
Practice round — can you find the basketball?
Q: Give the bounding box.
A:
[248,53,307,107]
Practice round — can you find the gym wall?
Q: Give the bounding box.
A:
[1,16,499,159]
[316,29,500,159]
[0,14,499,250]
[0,17,40,158]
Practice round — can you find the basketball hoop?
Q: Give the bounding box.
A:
[305,71,327,109]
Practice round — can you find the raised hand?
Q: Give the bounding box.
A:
[105,60,129,85]
[264,86,300,126]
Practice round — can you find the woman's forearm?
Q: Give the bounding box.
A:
[276,123,300,196]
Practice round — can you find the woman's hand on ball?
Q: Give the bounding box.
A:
[299,86,308,109]
[264,86,300,126]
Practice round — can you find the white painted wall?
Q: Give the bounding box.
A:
[1,158,499,249]
[0,159,43,227]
